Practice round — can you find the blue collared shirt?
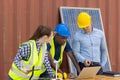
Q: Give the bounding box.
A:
[72,28,107,66]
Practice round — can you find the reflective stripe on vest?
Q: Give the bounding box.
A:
[20,40,34,70]
[11,67,29,78]
[20,40,42,70]
[50,37,66,67]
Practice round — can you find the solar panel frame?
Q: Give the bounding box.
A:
[60,7,111,74]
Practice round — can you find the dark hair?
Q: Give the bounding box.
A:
[29,25,52,40]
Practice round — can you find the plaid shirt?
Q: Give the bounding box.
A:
[14,40,54,77]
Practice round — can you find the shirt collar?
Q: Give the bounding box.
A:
[81,27,95,34]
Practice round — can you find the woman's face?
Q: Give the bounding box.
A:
[46,31,54,42]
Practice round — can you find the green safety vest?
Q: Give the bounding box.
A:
[50,37,66,68]
[41,37,66,74]
[8,40,47,80]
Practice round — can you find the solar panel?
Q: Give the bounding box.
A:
[60,7,111,74]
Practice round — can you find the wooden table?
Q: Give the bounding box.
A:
[65,75,120,80]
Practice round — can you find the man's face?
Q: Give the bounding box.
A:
[55,34,67,45]
[83,25,92,33]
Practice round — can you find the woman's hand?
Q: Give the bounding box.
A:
[20,67,31,74]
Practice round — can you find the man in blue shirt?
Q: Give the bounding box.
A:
[72,12,108,74]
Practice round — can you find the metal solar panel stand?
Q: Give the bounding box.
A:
[60,7,111,74]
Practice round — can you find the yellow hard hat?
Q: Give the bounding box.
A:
[77,12,91,28]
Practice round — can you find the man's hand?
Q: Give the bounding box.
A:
[84,59,91,67]
[68,73,77,79]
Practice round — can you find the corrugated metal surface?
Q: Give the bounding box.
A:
[0,0,120,79]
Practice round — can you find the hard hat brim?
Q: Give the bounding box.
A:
[77,21,91,28]
[58,32,71,37]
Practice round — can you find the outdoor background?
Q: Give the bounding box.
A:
[0,0,120,79]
